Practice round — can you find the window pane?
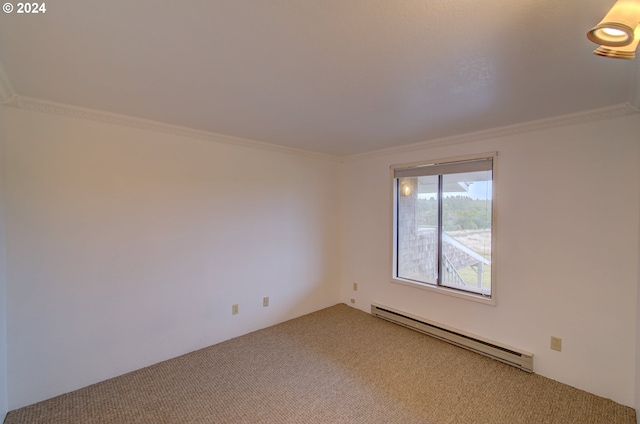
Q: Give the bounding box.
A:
[441,171,492,295]
[396,176,438,284]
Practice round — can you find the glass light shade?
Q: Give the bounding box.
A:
[586,0,640,47]
[593,24,640,59]
[588,23,634,46]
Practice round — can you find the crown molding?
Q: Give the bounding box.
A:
[3,94,637,163]
[0,62,15,104]
[4,95,341,162]
[343,103,639,162]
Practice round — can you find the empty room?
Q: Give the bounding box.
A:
[0,0,640,423]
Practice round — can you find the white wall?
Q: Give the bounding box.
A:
[3,106,341,409]
[341,114,640,407]
[0,106,9,421]
[636,154,640,422]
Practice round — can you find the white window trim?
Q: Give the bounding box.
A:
[390,151,498,306]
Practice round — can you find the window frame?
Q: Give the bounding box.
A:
[390,152,498,306]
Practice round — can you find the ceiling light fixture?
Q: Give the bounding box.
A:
[593,25,640,58]
[587,0,640,59]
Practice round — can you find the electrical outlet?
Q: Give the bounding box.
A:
[550,336,562,352]
[263,297,269,307]
[353,282,358,291]
[350,298,355,304]
[232,304,239,315]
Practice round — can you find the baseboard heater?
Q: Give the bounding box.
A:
[371,304,533,373]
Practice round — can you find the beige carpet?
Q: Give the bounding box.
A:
[5,304,636,423]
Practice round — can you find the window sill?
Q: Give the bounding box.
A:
[390,277,496,306]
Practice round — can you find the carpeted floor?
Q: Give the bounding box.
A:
[5,304,636,423]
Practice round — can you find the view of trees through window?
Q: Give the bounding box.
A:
[394,161,493,297]
[417,197,491,231]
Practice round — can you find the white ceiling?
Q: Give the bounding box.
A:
[0,0,637,156]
